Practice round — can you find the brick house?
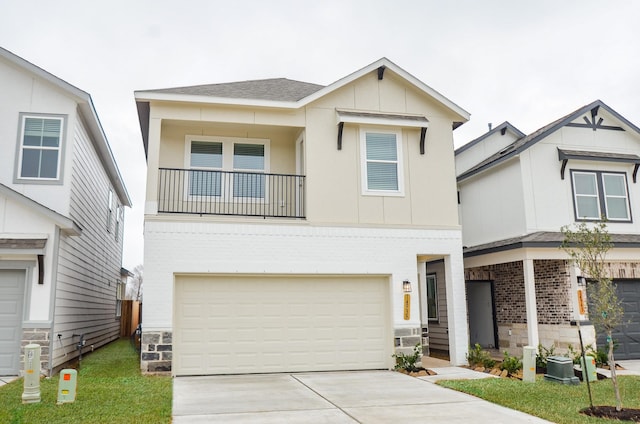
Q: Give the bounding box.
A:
[456,101,640,359]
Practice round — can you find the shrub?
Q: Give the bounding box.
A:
[392,344,422,372]
[536,343,556,369]
[501,351,522,376]
[467,343,496,368]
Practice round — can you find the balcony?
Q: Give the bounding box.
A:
[157,168,305,218]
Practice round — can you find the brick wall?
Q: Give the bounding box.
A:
[533,260,572,324]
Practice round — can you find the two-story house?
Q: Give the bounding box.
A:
[0,47,131,376]
[134,58,471,375]
[456,101,640,359]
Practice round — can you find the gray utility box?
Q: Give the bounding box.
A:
[544,356,580,385]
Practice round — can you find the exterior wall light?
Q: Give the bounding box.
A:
[402,280,412,293]
[577,276,587,287]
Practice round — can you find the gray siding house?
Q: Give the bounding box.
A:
[0,46,130,376]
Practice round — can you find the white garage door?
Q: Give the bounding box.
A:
[0,270,25,375]
[174,275,392,376]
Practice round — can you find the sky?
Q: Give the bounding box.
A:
[1,0,639,270]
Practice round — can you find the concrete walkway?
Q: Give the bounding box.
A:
[0,376,19,387]
[173,370,553,423]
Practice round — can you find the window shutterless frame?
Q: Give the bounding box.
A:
[14,113,67,185]
[359,127,404,196]
[570,169,631,222]
[184,135,270,202]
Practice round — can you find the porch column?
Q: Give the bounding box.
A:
[145,117,162,215]
[523,259,539,348]
[444,253,469,365]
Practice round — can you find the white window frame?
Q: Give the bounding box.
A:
[184,135,270,201]
[107,189,114,232]
[571,170,631,222]
[359,127,404,196]
[15,113,66,184]
[116,280,125,317]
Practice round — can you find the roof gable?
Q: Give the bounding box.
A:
[0,183,81,235]
[457,100,640,182]
[134,58,470,121]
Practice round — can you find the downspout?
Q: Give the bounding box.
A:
[47,226,62,377]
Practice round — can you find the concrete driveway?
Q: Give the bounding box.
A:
[173,370,552,423]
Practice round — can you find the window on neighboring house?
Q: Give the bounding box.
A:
[187,136,268,198]
[360,129,403,195]
[572,170,631,221]
[17,115,64,181]
[115,204,121,241]
[107,190,113,232]
[426,274,438,321]
[116,280,125,317]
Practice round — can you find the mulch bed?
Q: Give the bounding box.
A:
[582,406,640,422]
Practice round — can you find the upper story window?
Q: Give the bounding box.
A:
[115,204,122,241]
[186,136,269,199]
[16,114,65,182]
[360,128,404,196]
[107,189,114,232]
[571,170,631,221]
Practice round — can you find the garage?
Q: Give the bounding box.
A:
[173,275,392,376]
[0,270,25,375]
[595,280,640,360]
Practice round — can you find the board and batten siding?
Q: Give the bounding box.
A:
[51,116,124,370]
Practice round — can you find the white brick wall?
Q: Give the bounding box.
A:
[143,218,469,364]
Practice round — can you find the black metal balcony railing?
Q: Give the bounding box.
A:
[158,168,305,218]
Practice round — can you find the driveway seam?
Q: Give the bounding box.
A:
[289,374,362,423]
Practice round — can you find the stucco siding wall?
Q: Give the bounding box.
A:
[52,117,124,369]
[459,160,526,247]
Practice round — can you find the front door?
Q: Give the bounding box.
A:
[466,281,497,349]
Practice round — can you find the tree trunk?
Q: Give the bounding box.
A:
[608,330,622,411]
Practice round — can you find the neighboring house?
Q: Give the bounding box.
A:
[456,101,640,359]
[0,47,131,376]
[134,58,471,375]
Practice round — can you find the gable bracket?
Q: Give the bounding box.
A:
[337,121,344,150]
[560,158,568,180]
[377,66,386,80]
[634,163,640,183]
[420,127,428,154]
[565,106,624,132]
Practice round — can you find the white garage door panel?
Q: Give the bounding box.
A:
[174,275,391,376]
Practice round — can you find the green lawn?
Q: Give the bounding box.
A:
[0,339,172,424]
[439,375,640,424]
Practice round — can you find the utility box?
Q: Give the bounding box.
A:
[522,346,536,383]
[544,356,579,385]
[57,369,78,404]
[580,355,597,382]
[22,344,41,404]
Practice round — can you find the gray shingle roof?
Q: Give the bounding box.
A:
[464,231,640,257]
[149,78,325,102]
[457,100,640,182]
